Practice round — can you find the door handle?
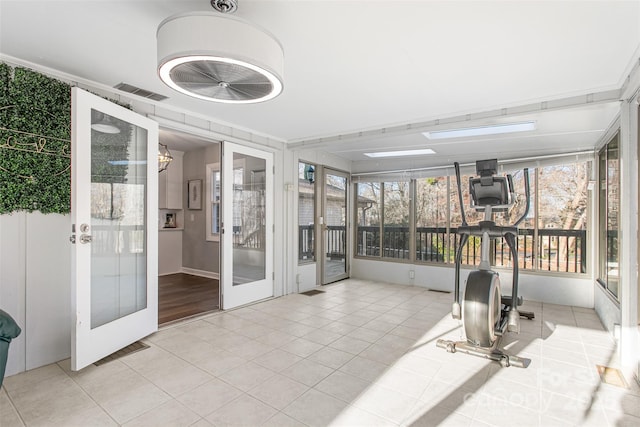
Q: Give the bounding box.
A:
[79,234,92,244]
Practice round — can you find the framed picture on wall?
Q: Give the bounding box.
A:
[188,179,202,210]
[164,213,176,228]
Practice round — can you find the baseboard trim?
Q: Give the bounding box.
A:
[181,267,220,280]
[159,271,182,277]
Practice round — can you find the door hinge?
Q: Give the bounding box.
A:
[272,272,275,281]
[273,165,275,175]
[272,224,275,233]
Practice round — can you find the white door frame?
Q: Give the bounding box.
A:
[319,167,350,285]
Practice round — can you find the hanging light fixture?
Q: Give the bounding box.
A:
[158,143,173,172]
[91,111,121,134]
[156,3,284,104]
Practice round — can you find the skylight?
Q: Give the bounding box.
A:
[422,121,536,140]
[364,148,436,158]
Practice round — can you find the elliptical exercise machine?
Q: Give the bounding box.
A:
[437,159,534,368]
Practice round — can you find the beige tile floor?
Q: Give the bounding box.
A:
[2,279,640,426]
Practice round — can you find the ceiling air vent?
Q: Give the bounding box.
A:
[113,82,168,102]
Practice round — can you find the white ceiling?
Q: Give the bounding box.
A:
[1,1,639,170]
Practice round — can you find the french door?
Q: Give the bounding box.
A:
[70,88,158,370]
[321,168,349,284]
[221,142,273,309]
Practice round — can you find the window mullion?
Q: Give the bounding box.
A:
[533,168,539,271]
[409,179,416,263]
[379,182,384,259]
[446,175,451,265]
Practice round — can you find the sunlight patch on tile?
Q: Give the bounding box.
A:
[597,365,628,388]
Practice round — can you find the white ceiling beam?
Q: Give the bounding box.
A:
[287,90,621,150]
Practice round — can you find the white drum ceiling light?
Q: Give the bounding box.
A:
[157,11,284,104]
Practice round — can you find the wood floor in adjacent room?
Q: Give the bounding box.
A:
[158,273,219,325]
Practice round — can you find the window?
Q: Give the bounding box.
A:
[598,133,620,298]
[355,160,591,276]
[355,181,410,259]
[538,163,588,273]
[415,177,449,262]
[382,181,410,259]
[206,163,220,241]
[356,182,381,256]
[298,162,316,263]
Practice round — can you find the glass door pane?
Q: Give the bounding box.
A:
[322,170,348,284]
[606,135,620,296]
[232,153,266,285]
[90,109,148,328]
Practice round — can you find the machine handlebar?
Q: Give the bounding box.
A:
[514,168,530,227]
[456,224,519,238]
[454,162,467,226]
[507,174,515,194]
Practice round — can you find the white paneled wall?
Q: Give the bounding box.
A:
[0,213,26,376]
[296,263,317,293]
[0,213,71,376]
[352,258,595,308]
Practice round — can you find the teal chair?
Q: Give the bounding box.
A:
[0,309,21,388]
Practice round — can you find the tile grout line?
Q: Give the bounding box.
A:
[2,385,28,427]
[52,361,122,426]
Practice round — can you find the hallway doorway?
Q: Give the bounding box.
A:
[158,273,219,325]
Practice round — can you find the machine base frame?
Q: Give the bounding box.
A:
[436,337,531,368]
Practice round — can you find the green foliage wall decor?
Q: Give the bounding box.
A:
[0,63,72,214]
[0,62,132,215]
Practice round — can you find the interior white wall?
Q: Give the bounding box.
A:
[0,213,26,376]
[352,258,595,308]
[0,213,70,376]
[25,213,71,369]
[158,230,183,275]
[296,263,317,293]
[272,141,286,298]
[182,146,220,276]
[282,147,296,296]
